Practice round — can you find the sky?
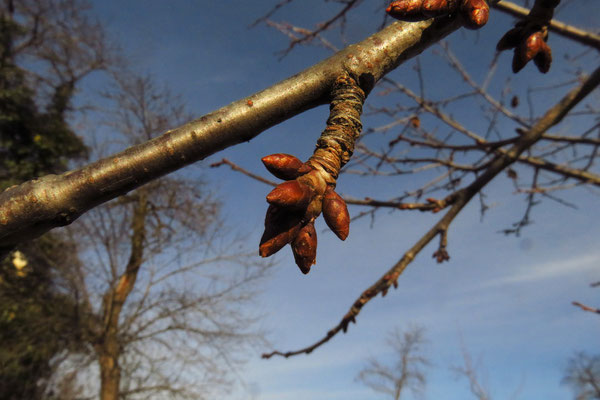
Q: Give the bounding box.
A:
[76,1,600,399]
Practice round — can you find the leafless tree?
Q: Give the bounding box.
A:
[49,69,270,400]
[7,0,113,112]
[1,0,599,363]
[563,352,600,400]
[356,327,430,400]
[452,346,493,400]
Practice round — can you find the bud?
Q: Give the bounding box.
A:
[461,0,488,30]
[533,41,552,73]
[292,222,317,274]
[512,31,547,73]
[386,0,427,21]
[322,187,350,241]
[266,180,313,210]
[387,0,456,21]
[259,205,303,257]
[261,153,311,181]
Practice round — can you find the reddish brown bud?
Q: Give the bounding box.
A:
[266,180,313,210]
[433,248,450,263]
[259,206,303,257]
[322,187,350,241]
[510,96,519,108]
[261,153,310,181]
[386,0,427,21]
[387,0,457,21]
[533,41,552,73]
[422,0,456,16]
[460,0,488,30]
[291,223,317,274]
[513,31,546,73]
[410,116,420,128]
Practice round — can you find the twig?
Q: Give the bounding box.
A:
[262,65,600,359]
[572,301,600,314]
[210,159,277,187]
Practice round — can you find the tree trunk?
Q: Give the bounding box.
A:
[99,337,121,400]
[96,190,148,399]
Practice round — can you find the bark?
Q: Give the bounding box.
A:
[0,16,466,260]
[95,190,148,400]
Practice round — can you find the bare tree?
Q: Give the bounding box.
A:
[452,347,493,400]
[356,327,430,400]
[0,0,599,364]
[563,353,600,400]
[49,70,270,400]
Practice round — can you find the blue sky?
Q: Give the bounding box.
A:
[81,1,599,399]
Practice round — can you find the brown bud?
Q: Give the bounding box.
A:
[266,180,313,210]
[496,27,521,51]
[409,116,420,128]
[422,0,457,16]
[261,153,310,181]
[510,95,519,108]
[291,222,317,274]
[259,205,303,257]
[387,0,461,21]
[460,0,488,30]
[322,187,350,241]
[386,0,427,21]
[513,31,545,73]
[533,41,552,73]
[433,248,450,263]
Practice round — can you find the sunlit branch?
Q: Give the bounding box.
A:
[262,65,600,359]
[0,17,466,260]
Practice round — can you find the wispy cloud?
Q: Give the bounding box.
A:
[479,252,599,289]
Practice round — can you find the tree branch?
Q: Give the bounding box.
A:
[0,17,466,260]
[262,65,600,359]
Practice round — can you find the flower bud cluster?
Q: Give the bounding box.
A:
[386,0,489,30]
[259,154,350,274]
[497,24,552,73]
[259,74,364,274]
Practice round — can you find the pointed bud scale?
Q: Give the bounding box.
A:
[259,205,303,257]
[261,153,310,181]
[292,223,317,274]
[533,41,552,73]
[461,0,488,30]
[322,187,350,241]
[266,180,312,210]
[522,32,545,63]
[513,31,546,73]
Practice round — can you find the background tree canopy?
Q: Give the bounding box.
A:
[0,0,598,399]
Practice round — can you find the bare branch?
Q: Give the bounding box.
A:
[262,66,600,358]
[1,16,467,258]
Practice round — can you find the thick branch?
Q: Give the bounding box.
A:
[0,17,464,260]
[262,65,600,359]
